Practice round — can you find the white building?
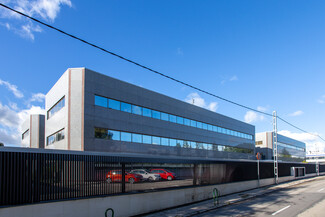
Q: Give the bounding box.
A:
[21,114,45,148]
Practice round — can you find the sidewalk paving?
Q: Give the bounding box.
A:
[141,176,323,217]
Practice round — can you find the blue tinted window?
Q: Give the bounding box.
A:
[170,139,176,146]
[109,99,120,110]
[121,102,131,113]
[195,142,203,149]
[143,135,151,144]
[132,105,142,115]
[197,122,203,129]
[132,133,142,143]
[108,130,120,140]
[222,128,226,134]
[190,141,196,148]
[152,110,161,119]
[218,145,225,151]
[184,118,190,126]
[207,144,213,150]
[95,95,107,107]
[202,123,208,130]
[183,141,190,148]
[202,143,208,150]
[191,120,197,127]
[121,132,131,142]
[169,115,176,123]
[143,108,152,117]
[217,127,222,133]
[212,126,218,132]
[208,124,213,131]
[152,136,160,145]
[177,116,184,124]
[176,140,183,147]
[161,138,169,146]
[48,97,65,119]
[161,112,169,121]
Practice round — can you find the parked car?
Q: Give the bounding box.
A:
[150,169,176,181]
[129,169,161,181]
[106,170,143,184]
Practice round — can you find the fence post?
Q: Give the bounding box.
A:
[121,163,125,193]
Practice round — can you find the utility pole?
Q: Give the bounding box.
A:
[273,111,278,184]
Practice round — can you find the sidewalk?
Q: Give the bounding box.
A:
[141,176,323,217]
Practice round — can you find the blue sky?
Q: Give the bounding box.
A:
[0,0,324,152]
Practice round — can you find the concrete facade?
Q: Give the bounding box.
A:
[21,114,45,148]
[255,132,306,162]
[45,68,255,160]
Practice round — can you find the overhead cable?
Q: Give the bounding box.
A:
[1,3,324,142]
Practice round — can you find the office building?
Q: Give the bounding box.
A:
[255,132,306,162]
[21,114,45,148]
[45,68,255,160]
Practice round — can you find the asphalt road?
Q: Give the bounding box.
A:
[196,177,325,217]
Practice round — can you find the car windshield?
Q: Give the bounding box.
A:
[165,169,173,173]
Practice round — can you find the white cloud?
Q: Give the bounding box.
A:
[0,128,20,145]
[207,102,218,112]
[244,111,257,123]
[257,106,267,112]
[0,101,45,146]
[0,79,24,98]
[244,106,268,123]
[0,0,72,40]
[185,92,218,112]
[20,23,42,40]
[288,110,304,117]
[30,92,46,103]
[229,75,238,81]
[0,102,21,128]
[221,75,239,85]
[317,95,325,104]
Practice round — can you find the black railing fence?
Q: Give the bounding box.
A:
[0,148,321,207]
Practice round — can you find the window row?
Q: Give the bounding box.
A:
[278,142,305,152]
[48,96,65,119]
[94,95,253,140]
[47,129,65,146]
[94,127,254,154]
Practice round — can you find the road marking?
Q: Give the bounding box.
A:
[317,188,324,192]
[271,205,291,216]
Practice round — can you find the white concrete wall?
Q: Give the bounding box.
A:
[0,175,313,217]
[45,69,69,150]
[69,68,84,151]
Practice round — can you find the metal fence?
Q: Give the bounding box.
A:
[0,148,320,207]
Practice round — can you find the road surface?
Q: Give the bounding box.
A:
[196,177,325,217]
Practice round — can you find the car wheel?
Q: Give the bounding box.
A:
[106,178,112,183]
[167,176,172,181]
[129,178,135,184]
[148,176,153,182]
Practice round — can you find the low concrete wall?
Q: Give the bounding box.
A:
[0,175,316,217]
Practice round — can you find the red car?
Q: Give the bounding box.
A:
[106,170,143,184]
[150,169,176,181]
